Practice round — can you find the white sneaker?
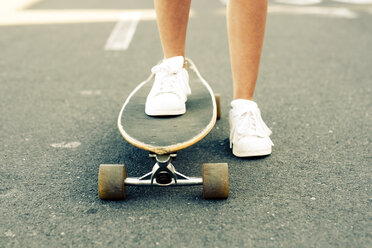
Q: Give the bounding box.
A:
[145,56,191,116]
[229,99,274,157]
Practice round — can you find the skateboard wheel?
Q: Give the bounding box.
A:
[202,163,229,199]
[98,164,126,200]
[215,94,221,120]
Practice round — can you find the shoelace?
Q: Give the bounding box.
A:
[151,63,183,96]
[230,108,274,148]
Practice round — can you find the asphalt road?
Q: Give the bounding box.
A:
[1,0,371,247]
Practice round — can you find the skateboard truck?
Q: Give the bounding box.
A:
[98,158,228,200]
[125,153,203,187]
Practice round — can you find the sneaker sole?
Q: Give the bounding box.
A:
[232,146,272,157]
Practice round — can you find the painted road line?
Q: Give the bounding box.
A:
[0,9,156,26]
[105,12,141,51]
[0,9,196,26]
[332,0,372,3]
[50,142,81,148]
[80,90,102,96]
[275,0,323,5]
[0,0,41,12]
[216,5,358,18]
[269,5,358,18]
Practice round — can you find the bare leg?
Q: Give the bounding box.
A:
[154,0,192,59]
[227,0,268,100]
[145,1,192,117]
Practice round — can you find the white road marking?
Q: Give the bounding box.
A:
[105,12,141,51]
[332,0,372,3]
[275,0,323,5]
[51,142,81,148]
[0,0,41,12]
[269,5,357,18]
[216,6,358,18]
[80,90,102,96]
[0,9,156,26]
[261,5,358,18]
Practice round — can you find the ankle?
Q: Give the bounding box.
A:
[233,96,254,101]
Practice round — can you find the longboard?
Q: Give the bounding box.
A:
[98,58,228,200]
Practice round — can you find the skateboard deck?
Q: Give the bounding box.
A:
[118,58,217,155]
